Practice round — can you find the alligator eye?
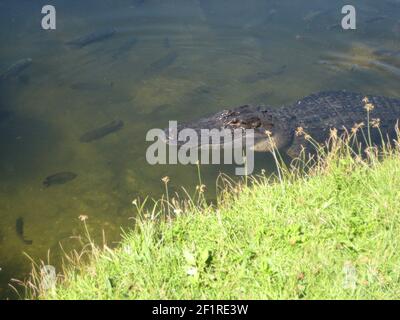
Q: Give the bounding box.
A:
[224,118,241,127]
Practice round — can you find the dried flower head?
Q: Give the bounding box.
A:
[371,118,381,128]
[78,215,88,222]
[196,184,206,193]
[297,272,305,281]
[161,176,170,184]
[364,103,375,112]
[295,127,305,137]
[330,128,338,139]
[351,122,365,134]
[362,97,370,104]
[264,130,272,137]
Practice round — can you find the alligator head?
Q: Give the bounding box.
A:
[164,104,293,152]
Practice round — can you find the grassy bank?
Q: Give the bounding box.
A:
[22,124,400,299]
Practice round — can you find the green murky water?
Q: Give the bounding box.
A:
[0,0,399,298]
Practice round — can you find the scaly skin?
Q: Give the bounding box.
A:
[166,91,400,157]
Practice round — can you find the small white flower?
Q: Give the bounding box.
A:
[174,208,182,215]
[186,267,198,277]
[123,245,132,254]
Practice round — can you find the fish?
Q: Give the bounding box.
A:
[370,60,400,78]
[249,91,273,104]
[70,81,114,91]
[374,49,400,58]
[112,38,138,58]
[132,0,145,7]
[0,110,12,123]
[16,217,33,245]
[79,120,124,143]
[317,59,368,73]
[386,0,400,7]
[393,20,400,35]
[0,58,32,81]
[243,9,277,29]
[149,104,174,117]
[147,52,178,74]
[163,37,171,49]
[317,59,345,72]
[302,9,330,23]
[327,23,342,31]
[303,10,324,22]
[192,85,212,95]
[240,65,287,83]
[365,16,387,24]
[67,28,116,48]
[321,52,400,78]
[43,172,78,187]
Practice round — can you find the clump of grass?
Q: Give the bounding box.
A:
[18,100,400,299]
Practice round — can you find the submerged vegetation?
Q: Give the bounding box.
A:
[17,108,400,300]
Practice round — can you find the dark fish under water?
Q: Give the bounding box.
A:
[70,81,114,91]
[132,0,146,7]
[0,110,12,123]
[79,120,124,143]
[43,172,77,187]
[112,38,138,58]
[15,217,33,245]
[374,49,400,58]
[327,23,342,31]
[0,228,4,244]
[365,16,387,24]
[240,65,287,83]
[163,37,171,49]
[0,58,32,81]
[67,28,116,48]
[147,52,178,74]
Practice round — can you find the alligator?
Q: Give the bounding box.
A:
[165,91,400,158]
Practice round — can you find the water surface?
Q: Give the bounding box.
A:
[0,0,399,298]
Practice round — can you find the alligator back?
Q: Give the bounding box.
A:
[289,91,400,140]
